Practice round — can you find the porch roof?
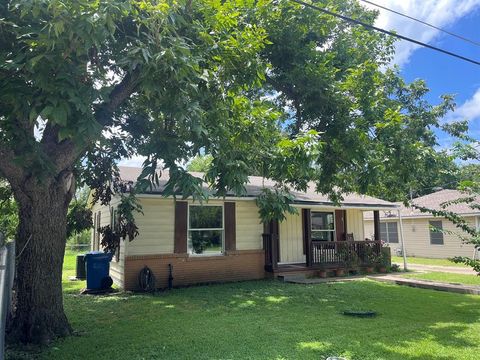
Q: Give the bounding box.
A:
[118,166,398,210]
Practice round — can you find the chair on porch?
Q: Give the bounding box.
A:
[346,233,354,242]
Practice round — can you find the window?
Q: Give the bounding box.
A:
[188,205,224,255]
[379,222,399,243]
[311,212,335,241]
[429,220,444,245]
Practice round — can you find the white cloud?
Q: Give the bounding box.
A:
[362,0,480,66]
[447,87,480,123]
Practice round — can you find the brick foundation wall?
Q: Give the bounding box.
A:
[124,250,265,290]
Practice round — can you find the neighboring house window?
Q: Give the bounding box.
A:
[188,205,224,255]
[429,220,444,245]
[380,222,399,243]
[311,212,335,241]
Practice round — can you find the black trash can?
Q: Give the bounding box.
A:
[76,254,86,280]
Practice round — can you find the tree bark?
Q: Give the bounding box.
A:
[8,170,75,344]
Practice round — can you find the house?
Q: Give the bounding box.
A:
[364,189,479,259]
[90,166,398,290]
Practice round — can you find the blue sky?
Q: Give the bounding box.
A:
[364,0,480,149]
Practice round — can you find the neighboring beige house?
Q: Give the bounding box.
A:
[90,166,398,290]
[364,189,479,259]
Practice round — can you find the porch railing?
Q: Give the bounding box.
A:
[311,240,382,267]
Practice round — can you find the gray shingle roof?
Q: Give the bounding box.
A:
[119,166,397,209]
[364,189,480,220]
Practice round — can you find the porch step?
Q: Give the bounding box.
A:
[278,274,307,283]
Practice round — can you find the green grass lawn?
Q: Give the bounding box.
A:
[401,271,480,286]
[392,256,469,268]
[7,253,480,360]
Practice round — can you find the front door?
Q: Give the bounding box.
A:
[279,212,306,264]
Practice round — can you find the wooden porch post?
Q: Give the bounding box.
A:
[264,220,279,271]
[271,220,279,270]
[373,210,381,241]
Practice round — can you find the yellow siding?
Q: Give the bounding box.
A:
[236,201,263,250]
[364,216,477,258]
[346,209,364,241]
[279,212,305,263]
[126,198,175,256]
[364,220,375,240]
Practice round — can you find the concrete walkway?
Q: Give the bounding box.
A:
[393,262,476,275]
[281,274,368,284]
[281,273,480,296]
[370,274,480,295]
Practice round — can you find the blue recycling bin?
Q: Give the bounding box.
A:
[84,251,113,290]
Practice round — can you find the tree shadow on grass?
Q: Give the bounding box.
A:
[220,280,480,360]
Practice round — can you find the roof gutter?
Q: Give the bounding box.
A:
[134,193,397,209]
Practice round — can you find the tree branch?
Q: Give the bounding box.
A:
[39,68,143,172]
[0,142,25,185]
[94,68,142,126]
[265,74,302,134]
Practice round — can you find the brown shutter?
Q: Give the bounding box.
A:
[224,202,236,251]
[97,211,102,250]
[335,210,346,241]
[174,201,188,253]
[92,212,97,251]
[271,219,280,262]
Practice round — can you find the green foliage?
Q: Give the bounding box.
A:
[256,186,297,223]
[186,154,213,173]
[390,264,401,272]
[66,200,92,238]
[66,229,90,246]
[0,181,17,240]
[1,0,469,227]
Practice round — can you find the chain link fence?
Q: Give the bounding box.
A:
[65,244,90,253]
[0,239,15,360]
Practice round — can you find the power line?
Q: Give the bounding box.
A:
[288,0,480,67]
[359,0,480,48]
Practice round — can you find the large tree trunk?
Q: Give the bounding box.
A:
[8,170,75,344]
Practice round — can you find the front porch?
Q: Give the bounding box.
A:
[262,208,386,272]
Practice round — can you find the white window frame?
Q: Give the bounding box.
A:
[311,211,336,241]
[380,221,399,244]
[187,204,225,256]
